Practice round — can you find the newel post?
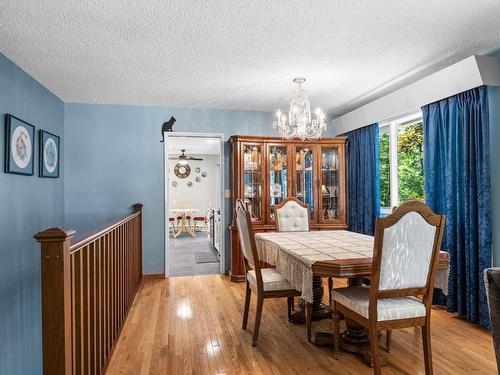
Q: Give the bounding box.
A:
[34,227,76,375]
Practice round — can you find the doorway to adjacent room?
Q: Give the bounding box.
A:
[163,133,224,277]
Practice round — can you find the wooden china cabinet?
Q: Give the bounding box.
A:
[229,135,348,282]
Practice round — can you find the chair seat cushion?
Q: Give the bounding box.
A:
[193,216,205,221]
[177,216,191,220]
[247,268,296,292]
[332,286,426,321]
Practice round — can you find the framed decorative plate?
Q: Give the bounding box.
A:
[174,163,191,178]
[39,130,60,178]
[201,171,207,177]
[187,181,193,187]
[172,181,178,187]
[5,114,35,176]
[195,176,201,182]
[195,167,201,173]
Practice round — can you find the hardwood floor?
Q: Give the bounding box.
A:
[106,275,496,375]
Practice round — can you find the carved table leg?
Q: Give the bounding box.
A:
[291,275,332,324]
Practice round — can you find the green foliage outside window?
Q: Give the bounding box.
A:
[379,132,390,207]
[379,122,424,207]
[398,122,424,202]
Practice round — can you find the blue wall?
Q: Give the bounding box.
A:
[0,54,65,374]
[64,104,298,274]
[489,85,500,266]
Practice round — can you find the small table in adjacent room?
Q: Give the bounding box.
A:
[255,230,449,366]
[170,208,198,238]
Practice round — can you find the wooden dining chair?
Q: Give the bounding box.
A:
[193,214,207,231]
[332,200,446,375]
[168,217,177,234]
[235,199,301,346]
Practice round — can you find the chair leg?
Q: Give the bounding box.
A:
[306,302,312,342]
[422,322,433,375]
[328,277,334,306]
[332,309,341,360]
[369,324,381,375]
[242,282,251,329]
[252,295,264,346]
[287,297,294,322]
[386,330,392,352]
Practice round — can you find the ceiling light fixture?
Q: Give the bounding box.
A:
[273,78,326,140]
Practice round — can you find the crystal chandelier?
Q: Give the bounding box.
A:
[273,78,326,140]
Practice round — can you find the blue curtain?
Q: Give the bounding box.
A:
[422,86,492,328]
[345,123,380,235]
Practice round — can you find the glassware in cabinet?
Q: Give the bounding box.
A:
[320,147,340,220]
[294,146,315,219]
[242,144,263,221]
[268,145,288,221]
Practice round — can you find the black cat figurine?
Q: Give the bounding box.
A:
[160,116,176,142]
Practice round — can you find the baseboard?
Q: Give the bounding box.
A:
[229,272,245,283]
[142,273,166,279]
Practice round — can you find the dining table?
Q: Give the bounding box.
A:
[170,208,198,238]
[255,230,450,366]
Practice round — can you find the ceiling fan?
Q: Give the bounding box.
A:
[169,149,203,165]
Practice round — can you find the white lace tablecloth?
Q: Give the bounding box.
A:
[255,230,449,303]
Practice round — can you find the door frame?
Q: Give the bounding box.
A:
[163,132,225,277]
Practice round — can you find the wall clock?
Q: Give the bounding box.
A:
[174,163,191,179]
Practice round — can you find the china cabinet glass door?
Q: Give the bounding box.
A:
[294,146,315,219]
[242,144,263,221]
[320,147,340,221]
[268,145,288,221]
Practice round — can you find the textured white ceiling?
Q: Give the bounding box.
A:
[0,1,499,116]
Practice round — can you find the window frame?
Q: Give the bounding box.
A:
[379,111,423,214]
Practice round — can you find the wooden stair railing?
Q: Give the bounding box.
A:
[34,203,144,375]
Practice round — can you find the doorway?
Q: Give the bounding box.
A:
[163,133,225,277]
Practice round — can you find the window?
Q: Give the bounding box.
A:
[379,112,424,213]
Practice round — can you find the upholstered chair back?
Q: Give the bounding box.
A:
[235,200,257,267]
[373,200,444,295]
[275,198,310,232]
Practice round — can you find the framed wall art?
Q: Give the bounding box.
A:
[4,114,35,176]
[39,130,60,178]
